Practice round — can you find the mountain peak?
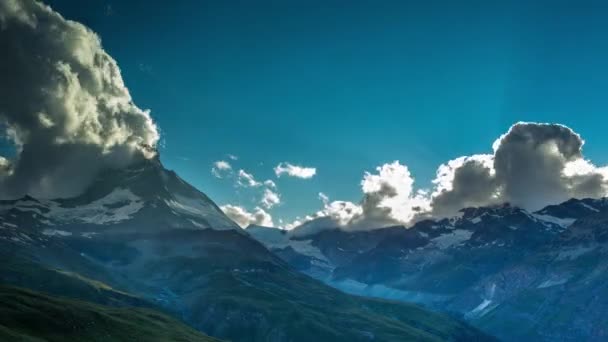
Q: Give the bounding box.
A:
[0,158,240,234]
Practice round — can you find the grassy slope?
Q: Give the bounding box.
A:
[0,285,221,342]
[0,256,153,309]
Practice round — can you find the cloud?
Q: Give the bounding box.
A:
[211,160,232,178]
[216,163,282,210]
[428,122,608,218]
[0,0,159,199]
[274,162,316,179]
[287,162,428,230]
[237,169,262,187]
[287,123,608,231]
[318,192,329,204]
[261,188,280,209]
[220,204,273,228]
[428,154,499,218]
[227,154,238,160]
[281,192,362,230]
[355,161,430,227]
[264,179,276,188]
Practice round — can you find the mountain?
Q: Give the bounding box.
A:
[248,199,608,341]
[0,157,493,342]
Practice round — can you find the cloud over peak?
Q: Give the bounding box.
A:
[0,0,159,199]
[287,122,608,231]
[274,162,316,179]
[430,122,608,218]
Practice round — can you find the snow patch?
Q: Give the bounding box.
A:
[470,299,492,316]
[248,226,329,262]
[431,229,473,249]
[532,214,576,228]
[165,194,236,230]
[48,189,144,225]
[579,202,599,212]
[42,229,72,237]
[538,278,568,288]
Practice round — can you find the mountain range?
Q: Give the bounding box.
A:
[248,196,608,341]
[0,156,492,342]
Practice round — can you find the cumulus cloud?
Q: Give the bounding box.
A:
[287,123,608,231]
[237,169,262,187]
[428,122,608,218]
[220,204,274,228]
[0,0,159,199]
[274,162,316,179]
[261,188,280,209]
[288,162,428,230]
[428,154,499,218]
[211,160,232,178]
[355,161,430,227]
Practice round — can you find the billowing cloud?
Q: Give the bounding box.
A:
[261,188,280,209]
[274,162,316,179]
[429,122,608,218]
[355,161,430,227]
[237,169,261,187]
[0,0,159,199]
[428,154,499,218]
[290,162,428,230]
[220,204,274,228]
[211,160,232,178]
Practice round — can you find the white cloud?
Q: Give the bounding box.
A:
[264,179,277,188]
[285,122,608,232]
[280,192,362,230]
[228,154,238,160]
[211,160,232,178]
[274,162,316,179]
[354,161,430,227]
[220,204,273,228]
[428,122,608,218]
[260,188,281,209]
[0,0,159,199]
[237,169,262,187]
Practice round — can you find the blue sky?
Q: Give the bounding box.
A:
[43,0,608,225]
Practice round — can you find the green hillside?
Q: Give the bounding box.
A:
[0,285,221,342]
